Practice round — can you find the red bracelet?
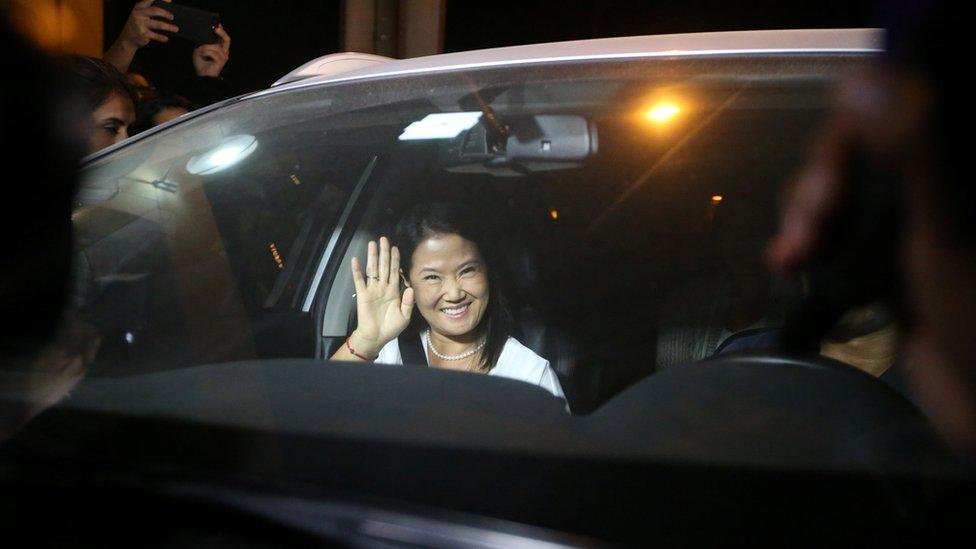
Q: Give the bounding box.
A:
[346,337,376,362]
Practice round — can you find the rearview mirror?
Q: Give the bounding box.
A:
[439,114,597,176]
[505,115,597,162]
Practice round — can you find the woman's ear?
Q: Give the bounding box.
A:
[399,269,411,288]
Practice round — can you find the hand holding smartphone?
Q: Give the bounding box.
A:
[150,1,221,44]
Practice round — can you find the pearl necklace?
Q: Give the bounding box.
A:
[425,329,486,361]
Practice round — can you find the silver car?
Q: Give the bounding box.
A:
[25,29,964,545]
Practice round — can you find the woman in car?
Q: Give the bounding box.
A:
[64,56,137,155]
[330,203,565,401]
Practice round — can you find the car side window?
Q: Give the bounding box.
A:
[74,97,374,375]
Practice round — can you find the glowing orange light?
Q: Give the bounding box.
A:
[549,209,559,220]
[711,195,724,204]
[645,101,681,123]
[11,0,79,52]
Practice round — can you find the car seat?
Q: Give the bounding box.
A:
[654,197,801,369]
[499,239,600,413]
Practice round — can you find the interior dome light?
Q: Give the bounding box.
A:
[186,134,258,175]
[645,102,681,123]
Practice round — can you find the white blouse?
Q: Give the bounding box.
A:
[375,335,566,401]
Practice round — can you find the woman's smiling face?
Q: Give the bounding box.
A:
[407,233,490,340]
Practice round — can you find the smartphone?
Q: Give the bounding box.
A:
[151,1,220,44]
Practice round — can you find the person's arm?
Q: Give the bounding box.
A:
[103,0,179,74]
[765,65,932,275]
[331,330,386,362]
[330,237,414,362]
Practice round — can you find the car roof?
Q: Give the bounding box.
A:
[261,28,882,96]
[82,29,882,163]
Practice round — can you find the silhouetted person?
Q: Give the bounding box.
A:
[129,89,196,135]
[767,1,976,454]
[1,18,97,439]
[104,0,236,108]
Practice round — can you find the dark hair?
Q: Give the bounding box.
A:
[62,55,136,114]
[130,90,197,136]
[394,202,513,371]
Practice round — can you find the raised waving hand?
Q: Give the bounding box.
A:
[331,237,414,361]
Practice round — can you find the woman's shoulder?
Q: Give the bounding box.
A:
[491,337,550,380]
[493,337,566,400]
[497,337,547,366]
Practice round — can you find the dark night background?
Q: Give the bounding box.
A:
[104,0,875,95]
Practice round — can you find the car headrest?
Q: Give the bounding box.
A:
[497,236,539,305]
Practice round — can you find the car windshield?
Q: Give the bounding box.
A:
[69,54,878,420]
